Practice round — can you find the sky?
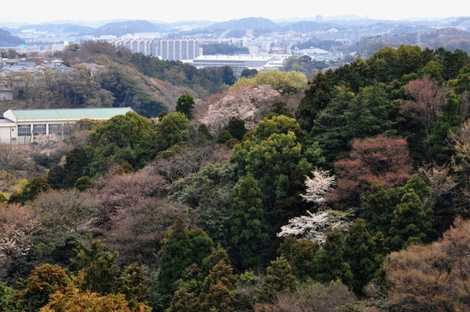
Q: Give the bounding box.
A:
[1,0,469,23]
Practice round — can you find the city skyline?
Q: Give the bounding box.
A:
[1,0,469,23]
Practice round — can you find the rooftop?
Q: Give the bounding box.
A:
[3,107,134,123]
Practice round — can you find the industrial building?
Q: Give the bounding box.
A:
[0,107,133,144]
[191,54,287,76]
[114,38,201,61]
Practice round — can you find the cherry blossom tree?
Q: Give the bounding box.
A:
[300,169,335,205]
[277,210,350,244]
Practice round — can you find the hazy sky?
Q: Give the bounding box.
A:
[1,0,469,23]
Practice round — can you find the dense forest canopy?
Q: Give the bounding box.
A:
[0,45,470,312]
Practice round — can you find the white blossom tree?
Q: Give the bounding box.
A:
[278,170,345,244]
[277,210,350,244]
[300,169,335,205]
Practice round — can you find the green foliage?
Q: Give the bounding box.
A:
[309,84,398,162]
[88,112,155,172]
[344,219,383,295]
[240,68,258,78]
[176,95,195,119]
[118,264,149,308]
[48,147,91,189]
[232,70,308,94]
[228,175,269,270]
[312,230,353,287]
[256,256,296,303]
[199,260,237,312]
[96,66,166,117]
[296,71,335,131]
[129,53,234,95]
[154,112,190,152]
[157,220,216,310]
[0,282,18,312]
[278,238,318,279]
[283,55,329,76]
[361,176,434,251]
[72,241,121,294]
[9,176,49,204]
[167,259,237,312]
[226,118,247,141]
[170,162,235,245]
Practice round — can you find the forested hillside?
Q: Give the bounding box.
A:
[1,41,235,117]
[1,45,469,311]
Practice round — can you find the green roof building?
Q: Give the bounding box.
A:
[0,107,133,144]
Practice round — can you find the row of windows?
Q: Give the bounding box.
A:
[17,124,74,137]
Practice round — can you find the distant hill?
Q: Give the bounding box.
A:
[18,23,95,35]
[190,17,281,37]
[354,27,470,56]
[281,21,342,32]
[0,29,24,47]
[205,17,280,32]
[94,20,171,36]
[447,17,470,31]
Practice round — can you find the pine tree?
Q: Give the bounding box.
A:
[344,219,383,295]
[257,256,296,303]
[312,230,353,286]
[228,175,269,270]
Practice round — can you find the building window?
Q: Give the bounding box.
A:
[63,124,73,136]
[17,124,31,137]
[33,124,47,136]
[49,124,64,136]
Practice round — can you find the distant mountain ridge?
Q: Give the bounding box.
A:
[355,27,470,56]
[205,17,280,32]
[94,20,172,36]
[17,23,95,35]
[0,29,24,47]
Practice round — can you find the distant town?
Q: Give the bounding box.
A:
[2,16,470,78]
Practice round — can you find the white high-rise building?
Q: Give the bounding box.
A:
[151,39,201,61]
[113,38,201,61]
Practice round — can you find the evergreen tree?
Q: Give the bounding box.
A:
[344,219,383,295]
[257,256,296,303]
[176,95,195,119]
[278,238,318,280]
[200,260,237,312]
[228,175,269,270]
[389,190,434,250]
[157,220,215,309]
[72,241,120,295]
[312,230,353,286]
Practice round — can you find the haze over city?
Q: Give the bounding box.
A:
[1,0,469,23]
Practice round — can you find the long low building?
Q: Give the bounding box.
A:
[0,107,133,144]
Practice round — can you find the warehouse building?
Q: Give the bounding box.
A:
[0,107,133,144]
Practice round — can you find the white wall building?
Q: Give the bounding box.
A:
[114,38,201,61]
[0,107,133,144]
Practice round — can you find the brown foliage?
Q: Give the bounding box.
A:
[385,218,470,312]
[0,204,37,270]
[334,135,412,203]
[151,144,231,184]
[93,169,169,228]
[401,77,447,132]
[32,190,100,235]
[91,168,187,263]
[105,198,187,264]
[451,120,470,212]
[256,281,357,312]
[0,145,36,175]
